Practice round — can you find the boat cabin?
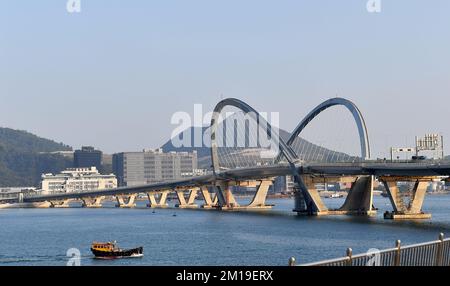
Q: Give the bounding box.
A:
[91,242,117,252]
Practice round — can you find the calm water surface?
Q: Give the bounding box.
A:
[1,195,449,266]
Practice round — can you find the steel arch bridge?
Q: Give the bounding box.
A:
[210,97,371,174]
[209,97,373,215]
[11,97,450,220]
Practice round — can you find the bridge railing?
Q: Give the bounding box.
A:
[289,233,450,266]
[24,191,67,198]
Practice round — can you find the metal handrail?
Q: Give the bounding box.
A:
[291,233,448,266]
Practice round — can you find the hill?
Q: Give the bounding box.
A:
[0,127,73,187]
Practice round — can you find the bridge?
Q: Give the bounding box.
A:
[9,98,450,220]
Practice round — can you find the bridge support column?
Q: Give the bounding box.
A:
[81,196,104,208]
[293,188,307,213]
[147,192,169,208]
[380,177,431,220]
[49,199,71,208]
[212,181,273,211]
[115,195,137,208]
[294,175,328,216]
[338,176,376,216]
[246,180,273,209]
[223,184,239,210]
[175,189,199,209]
[214,183,239,210]
[213,185,227,208]
[200,187,217,209]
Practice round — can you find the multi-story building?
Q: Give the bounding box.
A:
[112,149,198,186]
[0,187,37,200]
[74,146,102,170]
[273,176,295,194]
[41,167,117,193]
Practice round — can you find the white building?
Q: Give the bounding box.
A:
[0,187,37,200]
[41,167,117,193]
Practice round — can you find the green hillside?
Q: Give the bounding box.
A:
[0,127,73,187]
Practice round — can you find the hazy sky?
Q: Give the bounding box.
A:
[1,0,449,159]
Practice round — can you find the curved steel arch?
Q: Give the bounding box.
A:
[210,98,297,174]
[283,97,371,160]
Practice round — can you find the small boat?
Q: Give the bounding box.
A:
[91,241,143,259]
[327,193,344,199]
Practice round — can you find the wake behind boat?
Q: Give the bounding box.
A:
[91,241,143,259]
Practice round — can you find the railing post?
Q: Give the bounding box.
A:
[288,257,296,266]
[346,248,353,266]
[436,233,444,266]
[394,240,401,266]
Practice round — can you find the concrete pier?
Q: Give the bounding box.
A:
[175,189,199,209]
[146,192,169,208]
[81,196,105,208]
[115,195,137,208]
[380,176,434,220]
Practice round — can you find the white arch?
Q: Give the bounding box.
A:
[283,97,371,161]
[210,98,297,174]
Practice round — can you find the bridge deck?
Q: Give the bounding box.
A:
[22,162,450,203]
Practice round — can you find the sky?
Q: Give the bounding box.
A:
[1,0,449,159]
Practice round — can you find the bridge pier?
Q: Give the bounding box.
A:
[293,175,329,216]
[293,189,307,213]
[212,180,274,211]
[380,176,432,220]
[49,199,71,208]
[199,187,217,209]
[219,183,238,210]
[147,192,169,208]
[213,182,240,210]
[81,196,104,208]
[115,195,137,208]
[338,176,376,216]
[175,189,199,209]
[246,180,273,209]
[294,175,376,216]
